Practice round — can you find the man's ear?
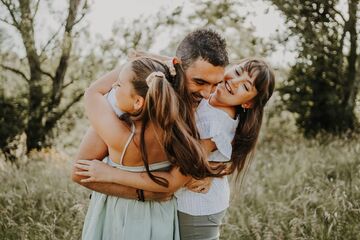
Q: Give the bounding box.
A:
[133,96,145,111]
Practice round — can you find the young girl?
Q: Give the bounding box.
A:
[76,58,275,239]
[78,57,220,240]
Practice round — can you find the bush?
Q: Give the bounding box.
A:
[0,91,27,162]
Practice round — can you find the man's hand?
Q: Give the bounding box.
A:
[185,177,213,194]
[74,159,115,183]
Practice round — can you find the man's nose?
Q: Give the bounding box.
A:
[210,84,217,94]
[200,88,211,99]
[200,86,212,99]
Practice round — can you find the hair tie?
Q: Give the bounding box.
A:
[172,57,181,65]
[146,71,165,87]
[164,57,181,77]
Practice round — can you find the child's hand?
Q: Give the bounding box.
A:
[185,177,212,194]
[75,159,114,183]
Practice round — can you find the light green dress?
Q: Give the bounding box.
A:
[82,123,180,240]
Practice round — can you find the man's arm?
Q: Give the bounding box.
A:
[73,137,218,195]
[72,126,172,200]
[71,127,133,197]
[70,66,133,198]
[75,159,191,193]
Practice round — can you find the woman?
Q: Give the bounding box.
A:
[76,58,275,239]
[79,57,220,240]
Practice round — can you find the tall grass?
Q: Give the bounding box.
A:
[0,150,88,240]
[221,126,360,239]
[1,128,359,239]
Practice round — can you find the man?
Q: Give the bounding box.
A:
[72,28,229,201]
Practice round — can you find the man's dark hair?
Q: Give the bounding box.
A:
[176,28,229,70]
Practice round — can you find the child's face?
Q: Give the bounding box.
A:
[212,63,258,107]
[112,64,138,113]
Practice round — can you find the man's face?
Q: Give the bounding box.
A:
[184,58,225,103]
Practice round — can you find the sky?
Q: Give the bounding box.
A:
[84,0,293,67]
[87,0,185,38]
[87,0,283,38]
[0,0,294,67]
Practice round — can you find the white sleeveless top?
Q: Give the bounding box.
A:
[106,88,124,117]
[105,88,172,172]
[175,99,239,215]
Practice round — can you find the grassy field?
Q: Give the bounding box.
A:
[1,128,359,239]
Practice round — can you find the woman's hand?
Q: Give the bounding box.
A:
[75,159,115,183]
[185,177,213,194]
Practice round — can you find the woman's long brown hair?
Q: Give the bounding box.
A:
[229,58,275,178]
[130,58,219,187]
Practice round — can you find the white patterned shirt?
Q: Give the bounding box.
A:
[175,99,239,215]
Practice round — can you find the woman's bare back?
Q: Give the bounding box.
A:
[108,122,167,166]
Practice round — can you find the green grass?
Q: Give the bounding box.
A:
[0,150,89,240]
[221,130,360,240]
[1,130,359,239]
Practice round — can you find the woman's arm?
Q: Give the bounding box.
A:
[71,66,122,184]
[75,159,191,193]
[88,66,122,94]
[84,89,130,151]
[71,66,134,198]
[74,139,217,193]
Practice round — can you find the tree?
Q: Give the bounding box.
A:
[188,0,274,59]
[0,0,88,152]
[269,0,359,135]
[160,0,272,60]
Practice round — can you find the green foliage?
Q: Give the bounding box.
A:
[188,0,274,59]
[0,0,92,153]
[0,151,89,239]
[0,88,27,162]
[269,0,360,135]
[161,0,273,60]
[221,128,360,239]
[1,0,270,159]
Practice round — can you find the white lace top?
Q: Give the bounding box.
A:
[175,99,239,215]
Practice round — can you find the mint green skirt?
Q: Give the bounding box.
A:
[82,158,180,240]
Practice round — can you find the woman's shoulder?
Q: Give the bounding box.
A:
[196,99,237,127]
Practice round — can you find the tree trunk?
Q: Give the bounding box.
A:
[341,0,359,129]
[18,0,83,152]
[17,0,45,151]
